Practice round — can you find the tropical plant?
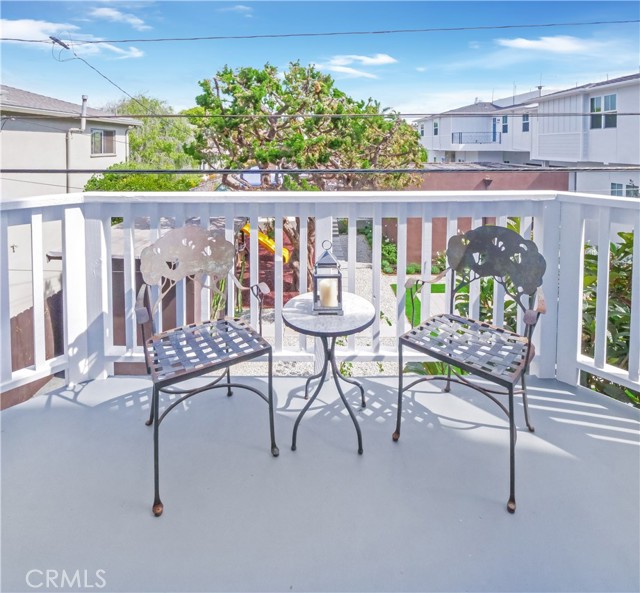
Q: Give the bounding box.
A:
[582,231,638,406]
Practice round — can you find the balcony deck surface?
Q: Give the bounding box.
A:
[2,374,639,593]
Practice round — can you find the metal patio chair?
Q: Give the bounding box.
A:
[393,225,546,513]
[136,225,279,517]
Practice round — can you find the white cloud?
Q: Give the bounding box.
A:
[325,65,378,79]
[496,35,595,54]
[330,53,397,66]
[217,4,253,17]
[0,18,144,60]
[0,18,80,40]
[319,53,397,79]
[88,7,151,31]
[415,66,427,73]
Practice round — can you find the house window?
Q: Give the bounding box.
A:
[433,121,439,136]
[522,114,530,132]
[419,124,424,137]
[604,94,617,128]
[590,94,617,129]
[91,129,115,155]
[502,116,508,134]
[626,182,639,197]
[610,182,624,196]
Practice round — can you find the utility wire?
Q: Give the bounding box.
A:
[49,36,155,116]
[5,19,639,44]
[7,112,640,120]
[2,166,638,175]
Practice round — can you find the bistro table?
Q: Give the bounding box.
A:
[282,292,376,454]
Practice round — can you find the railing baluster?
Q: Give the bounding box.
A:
[371,204,382,353]
[30,212,45,370]
[1,214,12,383]
[627,210,640,383]
[593,207,612,369]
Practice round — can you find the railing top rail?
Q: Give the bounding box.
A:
[2,190,636,212]
[81,190,559,205]
[555,191,640,209]
[0,193,85,212]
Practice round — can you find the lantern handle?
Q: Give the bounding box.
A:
[322,240,333,251]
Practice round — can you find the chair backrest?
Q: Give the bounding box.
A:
[446,225,546,315]
[137,226,236,332]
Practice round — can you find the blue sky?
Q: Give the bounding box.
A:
[1,1,639,116]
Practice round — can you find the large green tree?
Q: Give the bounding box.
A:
[105,94,198,169]
[85,95,200,192]
[185,62,427,280]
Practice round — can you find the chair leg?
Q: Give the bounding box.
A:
[226,367,233,397]
[268,352,279,457]
[151,385,163,517]
[520,373,535,433]
[393,344,404,441]
[145,384,156,426]
[445,364,452,393]
[507,385,516,514]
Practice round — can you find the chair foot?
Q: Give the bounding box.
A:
[392,431,400,442]
[358,447,363,455]
[507,498,516,514]
[152,501,164,517]
[145,418,153,427]
[528,425,535,433]
[291,444,296,451]
[271,445,280,457]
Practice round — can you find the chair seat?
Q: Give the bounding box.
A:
[145,318,271,386]
[400,313,531,385]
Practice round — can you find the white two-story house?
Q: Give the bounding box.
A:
[417,73,639,197]
[417,90,541,165]
[0,85,139,199]
[532,73,640,196]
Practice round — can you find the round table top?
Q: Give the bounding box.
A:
[282,292,375,338]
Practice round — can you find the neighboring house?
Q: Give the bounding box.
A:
[532,73,640,196]
[416,90,541,166]
[0,87,140,403]
[0,85,140,199]
[416,73,640,196]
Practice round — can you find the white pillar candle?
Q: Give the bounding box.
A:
[318,278,338,307]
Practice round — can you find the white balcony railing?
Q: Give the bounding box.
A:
[1,190,638,399]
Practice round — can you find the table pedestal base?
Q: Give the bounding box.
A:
[291,336,365,454]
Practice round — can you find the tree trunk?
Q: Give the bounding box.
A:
[283,216,315,290]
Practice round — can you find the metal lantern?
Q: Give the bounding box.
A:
[312,240,343,315]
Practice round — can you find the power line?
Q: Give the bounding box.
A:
[2,166,638,175]
[4,19,638,45]
[49,36,155,116]
[6,112,640,120]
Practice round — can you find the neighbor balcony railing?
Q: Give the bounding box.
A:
[451,132,502,144]
[1,190,638,398]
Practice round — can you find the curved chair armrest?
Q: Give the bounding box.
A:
[135,285,150,325]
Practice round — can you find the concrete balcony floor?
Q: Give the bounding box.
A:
[2,373,639,593]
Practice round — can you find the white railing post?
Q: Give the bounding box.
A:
[0,214,12,384]
[556,202,585,387]
[532,200,561,378]
[84,203,111,379]
[62,206,90,385]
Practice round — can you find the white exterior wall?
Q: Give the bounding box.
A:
[535,80,639,165]
[0,117,130,199]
